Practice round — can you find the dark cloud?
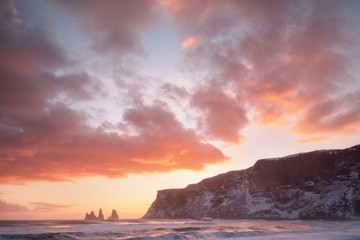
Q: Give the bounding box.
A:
[161,83,190,100]
[54,0,159,56]
[0,1,67,75]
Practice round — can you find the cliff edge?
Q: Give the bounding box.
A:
[143,145,360,219]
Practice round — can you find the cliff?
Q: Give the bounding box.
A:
[143,145,360,219]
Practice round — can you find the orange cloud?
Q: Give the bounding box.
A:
[0,102,227,184]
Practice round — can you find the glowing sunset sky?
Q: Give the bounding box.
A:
[0,0,359,220]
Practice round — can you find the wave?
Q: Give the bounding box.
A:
[0,219,360,239]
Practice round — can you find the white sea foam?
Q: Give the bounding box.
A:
[0,219,359,239]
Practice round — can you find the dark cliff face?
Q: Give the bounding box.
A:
[143,145,360,219]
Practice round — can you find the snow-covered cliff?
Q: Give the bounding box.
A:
[143,145,360,219]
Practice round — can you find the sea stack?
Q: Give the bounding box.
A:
[84,208,104,220]
[108,209,119,220]
[98,208,104,220]
[84,210,98,220]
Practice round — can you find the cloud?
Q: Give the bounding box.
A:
[1,0,358,187]
[0,1,227,184]
[0,0,21,29]
[294,90,360,134]
[182,36,201,49]
[29,202,74,211]
[0,199,74,213]
[0,50,227,184]
[0,103,227,184]
[0,199,29,212]
[192,81,248,143]
[53,0,159,56]
[166,0,360,141]
[160,83,190,100]
[0,1,67,75]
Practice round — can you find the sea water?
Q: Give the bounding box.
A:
[0,219,359,239]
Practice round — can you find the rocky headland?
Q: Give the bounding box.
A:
[143,145,360,219]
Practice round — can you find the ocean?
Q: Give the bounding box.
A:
[0,219,359,239]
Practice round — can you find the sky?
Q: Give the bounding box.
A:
[0,0,359,220]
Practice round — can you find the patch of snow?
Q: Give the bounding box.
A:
[244,187,273,214]
[268,153,300,161]
[350,171,359,179]
[303,191,319,202]
[202,191,214,208]
[345,187,354,201]
[304,181,314,186]
[327,150,338,155]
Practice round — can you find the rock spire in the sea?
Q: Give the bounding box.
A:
[84,210,98,220]
[84,208,105,220]
[98,208,104,220]
[108,209,119,220]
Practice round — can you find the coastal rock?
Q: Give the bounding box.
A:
[84,210,98,220]
[143,145,360,219]
[84,208,105,220]
[98,208,104,220]
[108,209,119,220]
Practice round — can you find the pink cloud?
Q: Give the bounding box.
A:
[0,199,74,213]
[0,1,227,184]
[166,0,360,140]
[161,83,189,101]
[0,199,29,212]
[192,82,248,143]
[29,202,75,211]
[294,90,360,134]
[182,36,201,49]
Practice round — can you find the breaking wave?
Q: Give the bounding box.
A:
[0,219,360,239]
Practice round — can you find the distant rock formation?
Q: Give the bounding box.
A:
[84,208,105,220]
[98,208,104,220]
[108,209,119,220]
[143,145,360,219]
[84,210,98,220]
